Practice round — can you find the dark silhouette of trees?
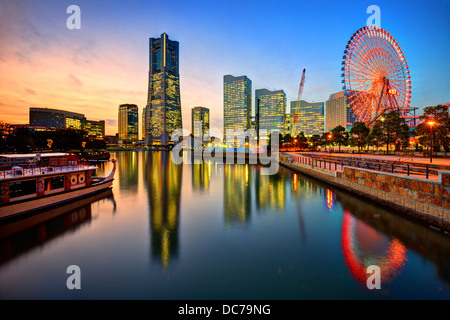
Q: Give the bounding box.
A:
[415,105,450,152]
[349,122,370,153]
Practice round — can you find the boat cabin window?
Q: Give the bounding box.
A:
[9,180,37,198]
[44,176,65,191]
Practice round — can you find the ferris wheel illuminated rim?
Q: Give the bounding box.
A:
[342,26,412,124]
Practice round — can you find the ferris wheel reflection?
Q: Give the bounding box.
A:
[341,210,408,286]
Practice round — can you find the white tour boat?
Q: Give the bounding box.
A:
[0,152,116,220]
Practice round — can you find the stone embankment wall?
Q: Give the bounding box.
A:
[280,157,450,231]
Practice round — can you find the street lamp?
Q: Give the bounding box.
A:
[328,134,333,153]
[427,120,436,163]
[380,116,388,155]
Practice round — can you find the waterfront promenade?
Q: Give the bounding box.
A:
[285,152,450,182]
[305,152,450,166]
[280,152,450,231]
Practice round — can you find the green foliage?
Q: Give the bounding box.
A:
[372,111,410,152]
[330,125,348,152]
[415,105,450,152]
[349,122,370,153]
[308,134,321,150]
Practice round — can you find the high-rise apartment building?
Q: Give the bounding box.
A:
[223,75,252,144]
[145,33,182,146]
[255,89,286,138]
[118,104,139,144]
[290,100,324,136]
[325,91,357,131]
[191,107,210,139]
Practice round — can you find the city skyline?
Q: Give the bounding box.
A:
[0,0,449,136]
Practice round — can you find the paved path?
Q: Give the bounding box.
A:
[294,152,450,167]
[284,152,449,181]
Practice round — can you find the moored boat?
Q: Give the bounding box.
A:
[0,152,116,220]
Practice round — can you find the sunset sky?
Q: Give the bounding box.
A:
[1,0,449,137]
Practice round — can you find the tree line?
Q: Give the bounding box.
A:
[281,105,450,154]
[0,124,106,153]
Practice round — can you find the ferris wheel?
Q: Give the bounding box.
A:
[342,26,412,126]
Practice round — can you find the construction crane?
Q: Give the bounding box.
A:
[292,68,306,136]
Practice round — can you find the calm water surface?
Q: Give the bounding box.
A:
[0,151,449,299]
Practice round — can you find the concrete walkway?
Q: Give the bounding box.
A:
[294,152,450,167]
[284,152,449,182]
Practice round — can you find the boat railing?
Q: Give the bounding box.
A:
[0,163,96,180]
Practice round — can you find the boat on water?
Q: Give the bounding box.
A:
[71,149,111,161]
[0,152,116,220]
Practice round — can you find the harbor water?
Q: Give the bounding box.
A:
[0,151,449,299]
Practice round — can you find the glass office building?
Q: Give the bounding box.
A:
[223,75,252,144]
[145,33,182,146]
[83,120,105,138]
[191,106,210,139]
[30,108,85,129]
[325,91,357,132]
[119,104,139,144]
[255,89,286,138]
[29,107,105,137]
[142,106,146,140]
[290,100,324,136]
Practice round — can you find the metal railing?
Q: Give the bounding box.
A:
[282,153,445,180]
[0,164,96,180]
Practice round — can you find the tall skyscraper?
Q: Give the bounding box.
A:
[145,33,182,146]
[255,89,286,138]
[191,106,210,139]
[325,91,357,131]
[118,104,138,144]
[223,75,252,144]
[142,106,146,140]
[291,100,324,136]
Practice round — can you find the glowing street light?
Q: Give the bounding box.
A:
[327,134,333,152]
[379,116,389,154]
[427,120,436,163]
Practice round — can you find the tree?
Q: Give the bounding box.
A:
[331,125,348,152]
[321,132,332,150]
[0,121,11,152]
[308,134,321,151]
[415,105,450,152]
[373,111,410,154]
[6,127,34,153]
[283,133,292,148]
[367,124,383,151]
[349,122,370,153]
[296,132,308,150]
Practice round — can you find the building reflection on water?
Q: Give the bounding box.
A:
[255,166,285,212]
[117,151,139,192]
[223,164,252,225]
[192,161,211,192]
[145,151,182,269]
